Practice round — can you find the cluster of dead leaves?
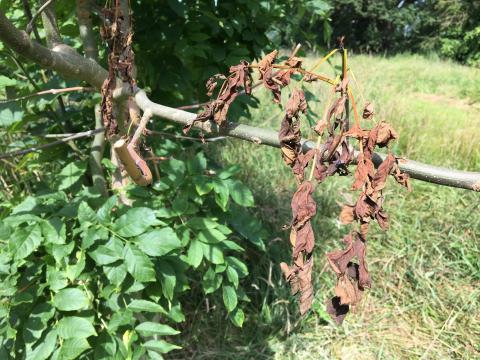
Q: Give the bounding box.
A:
[185,49,304,134]
[280,181,316,314]
[183,61,252,133]
[100,5,136,137]
[325,110,411,324]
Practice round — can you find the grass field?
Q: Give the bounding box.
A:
[190,54,480,359]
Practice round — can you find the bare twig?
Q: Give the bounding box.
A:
[130,109,153,146]
[147,129,226,142]
[0,129,104,159]
[0,86,94,104]
[26,0,55,35]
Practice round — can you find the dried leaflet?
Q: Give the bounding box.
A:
[184,60,253,133]
[279,89,307,171]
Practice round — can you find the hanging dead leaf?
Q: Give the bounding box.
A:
[375,121,398,147]
[339,204,355,224]
[362,102,374,120]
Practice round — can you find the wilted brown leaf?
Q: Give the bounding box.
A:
[292,149,315,182]
[205,74,226,97]
[339,204,355,224]
[375,121,398,147]
[326,296,349,325]
[286,89,307,118]
[258,50,278,75]
[362,102,374,120]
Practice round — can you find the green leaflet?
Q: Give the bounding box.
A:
[53,288,90,311]
[56,317,96,339]
[9,224,43,260]
[136,227,181,257]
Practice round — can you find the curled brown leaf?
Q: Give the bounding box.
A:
[362,102,374,120]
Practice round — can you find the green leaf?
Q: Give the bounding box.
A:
[226,256,249,278]
[47,265,68,291]
[221,240,244,252]
[226,266,239,288]
[53,288,90,311]
[94,331,117,359]
[143,340,181,354]
[201,242,224,264]
[57,317,96,339]
[202,267,222,294]
[65,252,86,282]
[197,228,226,244]
[9,224,42,259]
[49,242,75,264]
[194,176,214,195]
[58,162,87,190]
[187,238,203,268]
[213,179,229,210]
[158,261,176,301]
[114,207,158,237]
[25,329,57,360]
[123,244,156,282]
[186,217,219,230]
[187,152,207,174]
[227,179,254,207]
[103,263,127,286]
[137,228,181,257]
[57,338,90,359]
[108,310,134,332]
[0,103,23,127]
[230,308,245,328]
[0,75,16,87]
[222,285,238,313]
[97,196,118,223]
[23,303,55,346]
[40,218,66,245]
[128,299,167,314]
[89,245,121,265]
[227,206,266,251]
[78,201,97,226]
[135,322,180,336]
[217,165,241,179]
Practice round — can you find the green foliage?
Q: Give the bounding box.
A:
[0,146,267,358]
[132,0,331,104]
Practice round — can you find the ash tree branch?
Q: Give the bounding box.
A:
[0,10,478,191]
[0,86,94,104]
[76,0,107,196]
[26,0,55,35]
[0,129,104,159]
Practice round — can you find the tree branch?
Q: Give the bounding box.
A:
[0,10,108,89]
[39,0,62,47]
[26,0,55,35]
[133,89,480,192]
[0,128,104,159]
[76,0,107,196]
[0,86,94,104]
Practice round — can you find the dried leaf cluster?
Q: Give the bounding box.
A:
[190,42,411,322]
[100,3,136,137]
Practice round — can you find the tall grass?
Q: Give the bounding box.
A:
[183,54,480,359]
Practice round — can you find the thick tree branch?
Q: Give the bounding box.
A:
[39,0,62,47]
[133,89,480,192]
[76,0,98,61]
[0,10,107,89]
